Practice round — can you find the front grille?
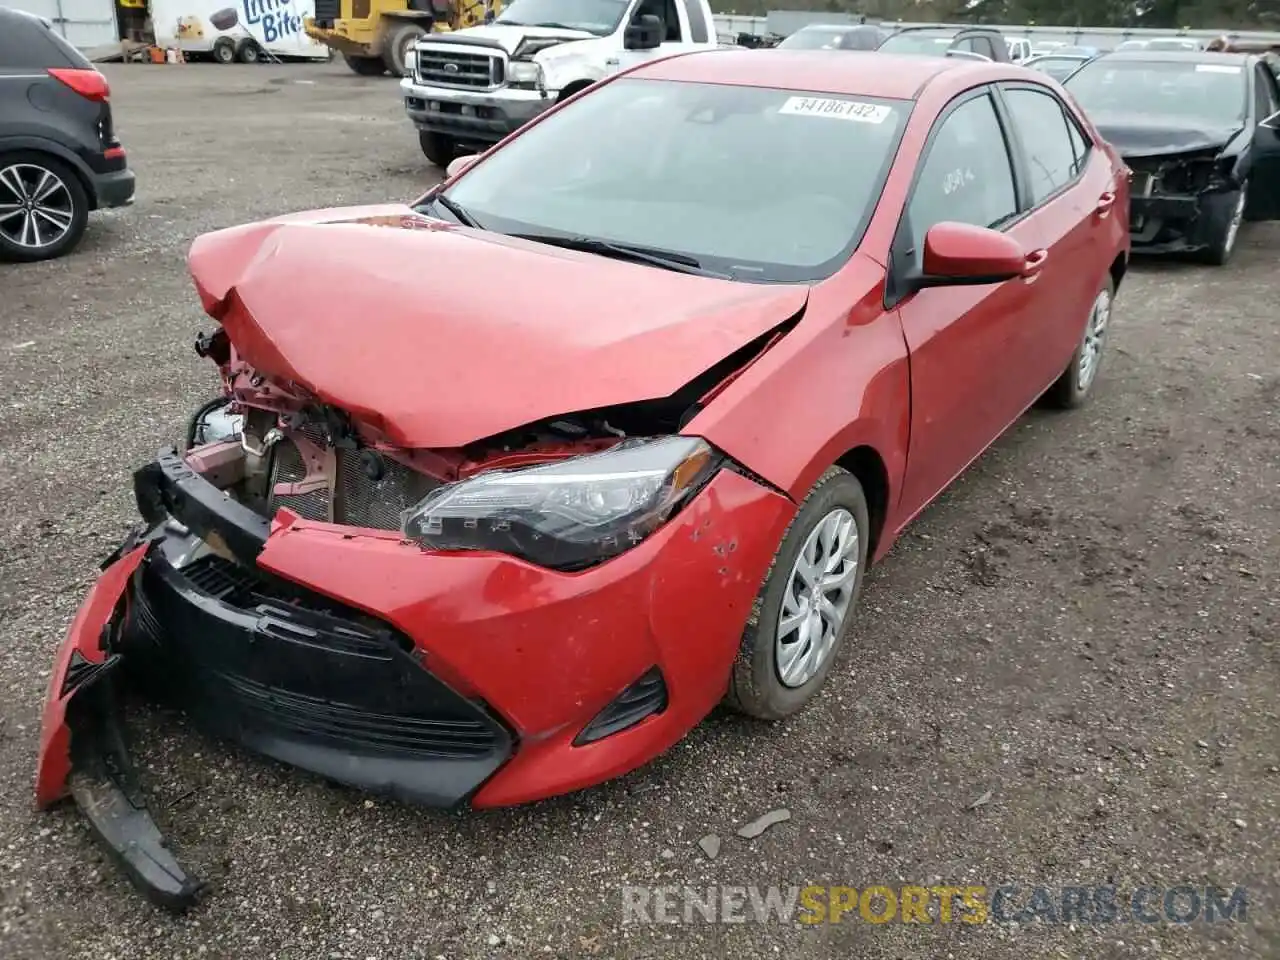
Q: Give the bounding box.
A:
[266,432,440,531]
[416,47,504,88]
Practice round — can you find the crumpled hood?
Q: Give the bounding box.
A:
[188,205,810,449]
[420,23,594,55]
[1092,112,1240,158]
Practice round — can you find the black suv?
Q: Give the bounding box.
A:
[877,26,1012,63]
[0,9,135,262]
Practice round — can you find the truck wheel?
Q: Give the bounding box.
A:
[235,38,263,63]
[212,37,235,64]
[419,131,456,168]
[386,23,427,77]
[343,53,387,76]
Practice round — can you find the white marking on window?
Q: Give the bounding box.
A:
[777,96,892,124]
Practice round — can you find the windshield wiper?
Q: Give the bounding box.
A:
[507,233,726,277]
[431,193,483,229]
[494,18,528,24]
[530,21,579,29]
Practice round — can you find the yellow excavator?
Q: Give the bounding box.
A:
[305,0,504,78]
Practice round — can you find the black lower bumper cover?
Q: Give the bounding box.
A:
[67,451,513,911]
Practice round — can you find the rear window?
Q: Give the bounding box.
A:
[0,11,88,69]
[877,31,957,55]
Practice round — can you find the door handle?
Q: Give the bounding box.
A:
[1021,248,1048,281]
[1095,191,1117,217]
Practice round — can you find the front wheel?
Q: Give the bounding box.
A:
[1199,183,1246,266]
[418,131,456,168]
[212,37,236,64]
[724,467,869,720]
[1042,277,1114,409]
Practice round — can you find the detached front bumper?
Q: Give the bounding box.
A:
[37,446,792,910]
[401,78,553,144]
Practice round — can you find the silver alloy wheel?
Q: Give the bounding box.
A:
[1222,185,1247,258]
[0,163,74,251]
[1076,287,1111,393]
[775,506,859,688]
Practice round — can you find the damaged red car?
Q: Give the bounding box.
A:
[37,50,1130,910]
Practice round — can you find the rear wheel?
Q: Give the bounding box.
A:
[343,53,387,75]
[1199,182,1246,266]
[1042,277,1113,409]
[385,22,427,77]
[235,38,263,63]
[419,131,456,168]
[0,152,90,263]
[724,467,869,720]
[212,37,236,63]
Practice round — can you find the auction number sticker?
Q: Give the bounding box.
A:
[1196,64,1241,74]
[778,97,892,124]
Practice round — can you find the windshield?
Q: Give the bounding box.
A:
[1147,39,1199,51]
[778,28,850,50]
[434,78,909,282]
[493,0,628,35]
[877,30,955,55]
[1066,58,1248,127]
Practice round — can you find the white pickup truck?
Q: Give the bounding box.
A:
[400,0,720,167]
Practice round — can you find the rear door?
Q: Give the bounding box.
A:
[994,81,1119,393]
[1247,61,1280,220]
[890,87,1044,520]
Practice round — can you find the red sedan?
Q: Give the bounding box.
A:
[37,50,1129,909]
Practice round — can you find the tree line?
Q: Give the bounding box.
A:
[711,0,1280,30]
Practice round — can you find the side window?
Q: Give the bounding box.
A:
[953,37,977,54]
[1002,87,1081,204]
[1064,109,1091,176]
[659,0,682,41]
[1255,65,1278,120]
[683,0,709,43]
[908,93,1018,250]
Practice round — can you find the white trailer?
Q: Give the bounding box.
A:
[149,0,331,61]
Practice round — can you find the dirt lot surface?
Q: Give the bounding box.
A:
[1,61,1277,960]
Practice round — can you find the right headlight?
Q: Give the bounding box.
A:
[400,436,721,571]
[508,60,543,85]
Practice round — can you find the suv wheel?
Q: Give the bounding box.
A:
[0,153,89,262]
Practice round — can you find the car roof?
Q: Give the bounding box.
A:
[631,49,1019,100]
[1097,50,1246,64]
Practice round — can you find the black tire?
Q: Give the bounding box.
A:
[212,37,236,64]
[235,38,262,63]
[385,22,427,77]
[419,131,456,168]
[343,53,387,76]
[1041,275,1114,409]
[556,81,593,103]
[1198,182,1247,266]
[0,151,90,263]
[724,467,870,720]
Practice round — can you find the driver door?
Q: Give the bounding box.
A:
[1247,61,1280,220]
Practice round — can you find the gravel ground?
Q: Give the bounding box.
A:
[1,62,1278,960]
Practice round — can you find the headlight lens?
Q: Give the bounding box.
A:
[405,49,418,73]
[401,436,720,570]
[508,60,542,84]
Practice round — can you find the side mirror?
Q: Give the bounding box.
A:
[445,153,481,179]
[624,13,663,51]
[910,222,1027,290]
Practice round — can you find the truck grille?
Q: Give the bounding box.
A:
[416,47,505,88]
[267,433,440,531]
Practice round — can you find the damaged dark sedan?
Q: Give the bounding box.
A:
[1065,50,1280,263]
